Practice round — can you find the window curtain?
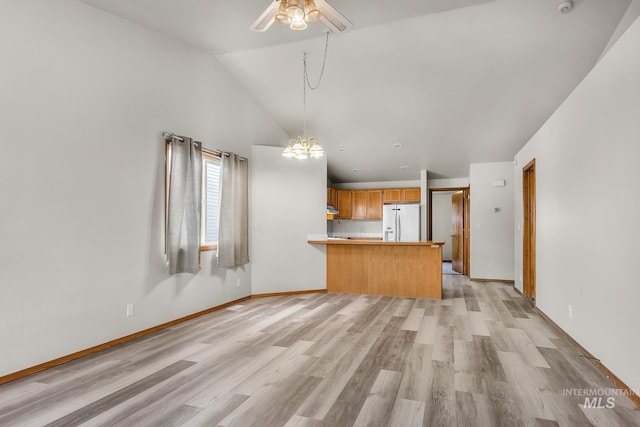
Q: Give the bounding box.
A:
[166,136,202,274]
[217,152,249,267]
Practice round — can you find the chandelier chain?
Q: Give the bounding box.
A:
[304,31,329,91]
[302,31,329,137]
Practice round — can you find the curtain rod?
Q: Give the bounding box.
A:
[163,132,246,161]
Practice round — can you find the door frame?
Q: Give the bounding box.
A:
[428,187,470,275]
[523,159,536,300]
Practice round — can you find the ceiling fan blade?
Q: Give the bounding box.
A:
[316,0,353,32]
[250,1,279,32]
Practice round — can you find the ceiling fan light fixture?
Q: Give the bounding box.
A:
[304,0,321,23]
[251,0,352,33]
[275,1,292,24]
[290,16,308,30]
[285,0,304,19]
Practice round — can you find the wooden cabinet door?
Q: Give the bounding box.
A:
[367,190,383,219]
[327,187,337,208]
[337,190,352,219]
[383,189,401,203]
[352,191,367,220]
[401,188,421,203]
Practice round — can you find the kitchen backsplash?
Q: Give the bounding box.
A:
[328,219,383,238]
[330,232,383,239]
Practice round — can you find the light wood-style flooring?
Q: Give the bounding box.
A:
[1,275,638,426]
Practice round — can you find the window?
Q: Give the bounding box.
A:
[201,151,221,250]
[165,143,221,251]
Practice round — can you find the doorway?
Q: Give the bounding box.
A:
[523,159,536,300]
[429,187,470,276]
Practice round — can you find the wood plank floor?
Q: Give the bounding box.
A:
[1,275,639,426]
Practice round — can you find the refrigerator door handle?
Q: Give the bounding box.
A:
[397,213,401,242]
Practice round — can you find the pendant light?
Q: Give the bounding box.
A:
[283,32,330,160]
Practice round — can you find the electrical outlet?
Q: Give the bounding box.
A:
[126,304,134,318]
[236,279,241,288]
[568,305,573,319]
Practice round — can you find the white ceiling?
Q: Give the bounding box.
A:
[79,0,631,182]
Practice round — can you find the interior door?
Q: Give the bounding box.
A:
[451,191,464,273]
[523,160,536,300]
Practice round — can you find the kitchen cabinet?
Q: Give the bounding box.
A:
[327,186,337,208]
[333,187,417,220]
[401,188,421,203]
[383,189,401,203]
[383,187,420,203]
[352,190,382,220]
[367,190,383,219]
[337,190,352,219]
[352,191,368,219]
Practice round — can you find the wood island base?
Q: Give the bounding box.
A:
[308,240,444,299]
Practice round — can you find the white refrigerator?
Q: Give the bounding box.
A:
[383,204,420,242]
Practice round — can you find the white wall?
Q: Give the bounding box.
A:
[432,192,455,260]
[420,170,428,241]
[251,146,326,294]
[428,178,470,189]
[514,16,640,393]
[0,0,289,377]
[332,180,420,189]
[470,162,514,280]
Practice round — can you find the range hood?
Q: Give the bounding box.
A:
[327,205,339,215]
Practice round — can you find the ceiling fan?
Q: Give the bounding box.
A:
[250,0,352,33]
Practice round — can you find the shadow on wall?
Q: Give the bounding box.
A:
[207,255,247,282]
[144,138,171,293]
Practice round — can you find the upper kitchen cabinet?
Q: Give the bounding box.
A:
[352,190,382,220]
[352,191,368,220]
[333,187,417,220]
[327,186,337,208]
[383,189,401,203]
[383,187,421,203]
[401,188,421,203]
[367,190,383,219]
[337,190,352,219]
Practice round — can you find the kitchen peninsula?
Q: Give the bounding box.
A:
[308,239,444,299]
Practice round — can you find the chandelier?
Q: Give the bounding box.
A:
[283,33,329,160]
[275,0,321,31]
[283,136,324,159]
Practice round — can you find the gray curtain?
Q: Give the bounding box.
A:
[217,153,249,267]
[167,136,202,274]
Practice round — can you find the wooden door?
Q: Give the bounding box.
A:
[352,191,367,219]
[523,160,536,300]
[327,187,337,208]
[337,190,352,219]
[383,189,401,203]
[367,190,383,219]
[401,188,421,203]
[451,191,464,273]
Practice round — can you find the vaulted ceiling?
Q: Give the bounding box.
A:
[79,0,632,182]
